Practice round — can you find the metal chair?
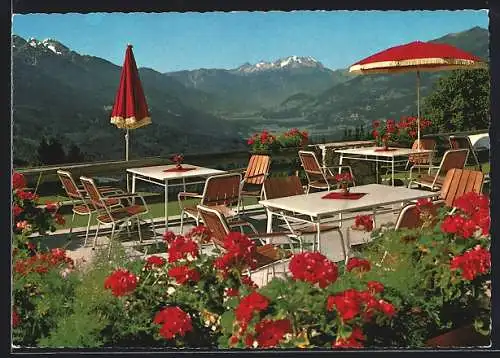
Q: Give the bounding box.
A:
[408,149,469,191]
[298,150,354,193]
[178,173,242,233]
[449,135,490,184]
[57,170,123,245]
[80,176,157,257]
[262,175,345,254]
[197,204,293,285]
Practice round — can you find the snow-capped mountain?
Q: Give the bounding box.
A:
[20,36,72,56]
[234,56,324,73]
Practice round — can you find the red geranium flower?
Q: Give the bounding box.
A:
[226,287,240,297]
[332,326,365,348]
[162,230,178,243]
[54,213,66,225]
[450,245,491,281]
[12,204,23,218]
[168,236,199,263]
[289,252,338,288]
[145,255,166,269]
[104,269,138,297]
[346,257,371,273]
[16,190,38,201]
[168,265,201,284]
[187,225,212,244]
[241,275,258,290]
[235,291,270,324]
[377,299,396,317]
[254,319,292,348]
[367,281,384,294]
[153,306,193,340]
[12,307,20,328]
[327,292,360,322]
[12,172,26,190]
[354,215,373,232]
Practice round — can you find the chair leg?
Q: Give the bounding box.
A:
[180,210,185,233]
[83,214,92,247]
[306,185,310,194]
[136,217,143,243]
[149,214,158,243]
[93,222,101,249]
[69,211,76,235]
[108,224,116,258]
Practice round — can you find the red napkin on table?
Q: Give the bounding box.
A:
[321,192,367,200]
[163,167,196,173]
[374,148,398,152]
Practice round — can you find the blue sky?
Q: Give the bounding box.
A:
[12,10,488,72]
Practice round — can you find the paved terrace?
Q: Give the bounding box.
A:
[36,204,400,287]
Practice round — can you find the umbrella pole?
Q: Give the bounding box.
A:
[126,129,130,192]
[416,71,421,144]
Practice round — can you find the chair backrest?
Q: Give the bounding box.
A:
[449,135,481,170]
[197,205,230,248]
[436,149,469,178]
[263,175,304,200]
[408,139,436,165]
[439,168,485,207]
[201,173,242,208]
[244,155,271,185]
[394,204,421,230]
[57,170,83,200]
[298,150,328,184]
[79,176,107,210]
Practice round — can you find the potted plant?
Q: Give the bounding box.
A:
[396,116,432,147]
[247,130,280,154]
[335,172,354,194]
[372,119,398,149]
[171,153,184,169]
[277,128,309,149]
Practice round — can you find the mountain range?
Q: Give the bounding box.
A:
[11,26,488,164]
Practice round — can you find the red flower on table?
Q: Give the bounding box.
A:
[104,269,138,297]
[346,257,371,273]
[171,153,184,165]
[289,252,338,288]
[153,306,193,340]
[145,255,166,269]
[168,236,199,263]
[235,291,270,325]
[254,319,292,348]
[332,326,365,348]
[450,245,491,281]
[168,265,201,284]
[335,172,353,185]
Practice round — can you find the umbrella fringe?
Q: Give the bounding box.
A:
[111,116,151,130]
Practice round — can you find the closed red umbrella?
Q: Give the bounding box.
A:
[349,41,488,142]
[111,44,151,161]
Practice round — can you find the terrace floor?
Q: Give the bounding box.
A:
[37,204,401,287]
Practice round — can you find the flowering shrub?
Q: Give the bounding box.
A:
[277,128,309,148]
[372,119,398,147]
[397,116,432,141]
[247,130,279,153]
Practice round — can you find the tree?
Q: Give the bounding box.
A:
[422,69,489,133]
[66,144,85,163]
[37,137,66,165]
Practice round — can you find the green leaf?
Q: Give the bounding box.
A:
[220,311,235,334]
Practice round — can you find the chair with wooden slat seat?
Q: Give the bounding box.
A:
[439,168,485,207]
[263,175,346,254]
[80,176,157,257]
[298,150,355,193]
[239,154,271,211]
[449,135,490,184]
[408,149,469,191]
[178,173,242,233]
[197,204,293,285]
[57,170,124,244]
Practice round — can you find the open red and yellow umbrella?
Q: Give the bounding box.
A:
[111,44,151,161]
[349,41,488,141]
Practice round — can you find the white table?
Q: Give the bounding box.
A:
[126,164,226,229]
[259,184,437,256]
[336,146,434,186]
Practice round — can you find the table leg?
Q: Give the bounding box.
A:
[375,157,379,184]
[392,157,395,186]
[322,146,327,168]
[266,209,274,233]
[164,179,169,230]
[182,177,187,192]
[338,153,344,174]
[316,218,321,253]
[131,174,136,193]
